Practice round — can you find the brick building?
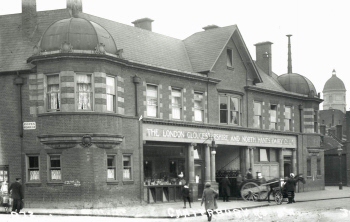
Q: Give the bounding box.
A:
[0,0,323,208]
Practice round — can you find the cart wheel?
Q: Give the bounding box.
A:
[240,182,260,201]
[274,191,283,205]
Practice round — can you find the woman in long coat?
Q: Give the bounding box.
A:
[285,173,297,204]
[201,182,218,221]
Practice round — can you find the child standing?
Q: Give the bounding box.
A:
[182,183,191,208]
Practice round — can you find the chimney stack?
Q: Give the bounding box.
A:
[336,124,343,141]
[132,18,154,31]
[67,0,83,17]
[320,121,326,135]
[254,42,273,76]
[22,0,37,40]
[286,34,293,74]
[202,25,219,31]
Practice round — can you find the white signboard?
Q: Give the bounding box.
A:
[23,122,36,130]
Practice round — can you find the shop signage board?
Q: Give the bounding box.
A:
[143,124,297,148]
[23,122,36,130]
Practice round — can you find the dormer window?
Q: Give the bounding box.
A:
[227,48,233,68]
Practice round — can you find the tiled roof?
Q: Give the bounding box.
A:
[254,65,287,92]
[183,25,237,73]
[0,9,71,72]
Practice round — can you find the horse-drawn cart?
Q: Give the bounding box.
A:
[239,178,279,201]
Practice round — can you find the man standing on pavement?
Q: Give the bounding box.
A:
[285,173,297,204]
[9,178,24,213]
[220,175,231,202]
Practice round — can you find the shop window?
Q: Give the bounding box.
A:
[48,155,61,181]
[171,88,182,120]
[146,84,158,117]
[107,155,117,180]
[259,149,269,162]
[227,48,233,68]
[123,155,132,180]
[314,110,318,133]
[220,94,241,125]
[253,102,262,128]
[76,74,93,110]
[269,104,277,130]
[284,106,291,131]
[0,166,9,183]
[106,76,116,112]
[307,158,311,177]
[144,160,152,179]
[46,74,60,111]
[194,92,204,122]
[27,156,40,182]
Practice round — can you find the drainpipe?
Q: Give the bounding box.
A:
[14,73,24,182]
[133,75,143,204]
[298,104,303,192]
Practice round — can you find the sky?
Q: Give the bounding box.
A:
[1,0,349,110]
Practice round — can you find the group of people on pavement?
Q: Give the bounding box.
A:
[1,178,24,214]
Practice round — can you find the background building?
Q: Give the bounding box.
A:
[0,0,323,208]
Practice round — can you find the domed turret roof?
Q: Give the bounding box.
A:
[323,70,346,92]
[38,17,117,54]
[277,73,317,96]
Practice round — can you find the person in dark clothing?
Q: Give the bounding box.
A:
[246,168,253,180]
[9,178,24,213]
[181,183,191,208]
[285,173,297,204]
[221,175,231,202]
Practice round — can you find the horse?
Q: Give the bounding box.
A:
[267,174,305,203]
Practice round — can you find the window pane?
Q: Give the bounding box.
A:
[220,96,227,109]
[77,74,92,110]
[123,169,131,179]
[270,110,276,122]
[123,156,131,166]
[230,111,238,124]
[147,85,157,97]
[51,170,61,180]
[260,149,269,162]
[106,77,115,94]
[29,156,39,168]
[284,119,290,131]
[220,110,228,123]
[195,109,203,122]
[227,49,233,67]
[107,169,115,179]
[172,107,181,119]
[254,102,261,115]
[230,97,238,111]
[285,107,291,119]
[29,170,40,180]
[147,85,158,117]
[47,75,60,110]
[50,156,60,168]
[147,106,157,117]
[253,116,261,128]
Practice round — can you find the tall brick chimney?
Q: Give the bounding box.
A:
[22,0,37,40]
[336,124,343,141]
[67,0,83,17]
[254,42,273,76]
[132,18,154,31]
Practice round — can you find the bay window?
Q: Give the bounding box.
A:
[77,74,93,110]
[106,76,116,112]
[47,74,60,111]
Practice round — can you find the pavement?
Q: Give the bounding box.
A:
[1,186,350,218]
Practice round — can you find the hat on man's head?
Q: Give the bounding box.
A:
[290,173,295,178]
[248,168,252,171]
[205,182,211,188]
[178,172,184,178]
[16,178,21,181]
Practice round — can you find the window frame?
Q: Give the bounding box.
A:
[253,101,262,129]
[307,158,311,177]
[46,74,61,112]
[47,154,62,182]
[194,91,204,122]
[259,148,270,162]
[314,110,318,133]
[26,155,40,183]
[122,154,133,181]
[107,154,117,181]
[226,48,233,68]
[171,87,183,120]
[0,166,9,184]
[146,84,159,118]
[75,73,94,111]
[106,75,116,113]
[284,106,292,131]
[269,104,277,130]
[219,94,242,126]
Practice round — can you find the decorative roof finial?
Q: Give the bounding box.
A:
[286,34,293,74]
[332,69,336,76]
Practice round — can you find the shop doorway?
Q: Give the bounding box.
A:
[284,163,291,177]
[195,160,204,198]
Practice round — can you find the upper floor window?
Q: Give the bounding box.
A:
[220,95,241,125]
[106,76,116,112]
[47,74,60,111]
[123,154,133,180]
[171,88,182,120]
[48,155,61,181]
[146,84,158,117]
[253,102,262,128]
[284,106,292,131]
[194,92,204,122]
[227,48,233,68]
[269,104,277,130]
[314,110,318,133]
[77,74,93,111]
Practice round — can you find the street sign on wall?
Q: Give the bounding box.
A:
[23,122,36,130]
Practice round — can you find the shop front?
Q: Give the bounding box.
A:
[142,123,297,202]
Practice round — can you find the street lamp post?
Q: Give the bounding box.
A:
[337,146,343,190]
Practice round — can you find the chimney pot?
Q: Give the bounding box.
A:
[22,0,37,40]
[67,0,83,17]
[132,18,154,31]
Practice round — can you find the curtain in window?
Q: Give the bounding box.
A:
[29,170,40,180]
[107,169,115,179]
[77,75,92,110]
[147,85,157,117]
[51,170,61,180]
[172,90,181,119]
[106,77,115,112]
[47,75,60,110]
